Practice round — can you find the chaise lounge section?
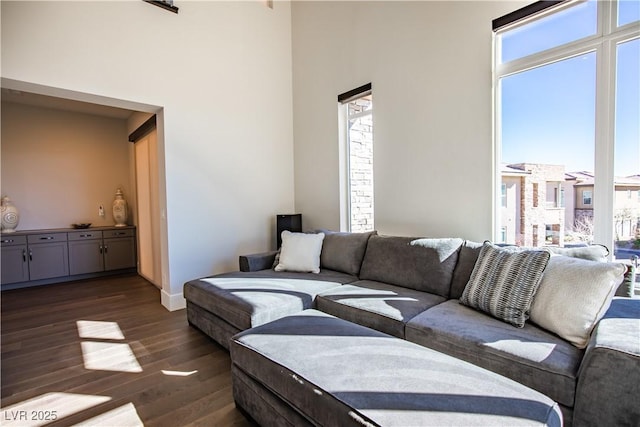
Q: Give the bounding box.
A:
[184,230,640,426]
[184,230,374,349]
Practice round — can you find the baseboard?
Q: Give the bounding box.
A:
[161,289,186,311]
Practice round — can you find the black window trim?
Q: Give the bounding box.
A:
[338,83,372,104]
[492,0,568,32]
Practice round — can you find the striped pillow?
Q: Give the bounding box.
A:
[460,242,551,328]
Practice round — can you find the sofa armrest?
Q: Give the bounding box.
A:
[239,251,278,272]
[574,297,640,426]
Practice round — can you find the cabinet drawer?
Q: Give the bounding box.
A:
[104,228,135,238]
[27,233,68,244]
[68,230,103,241]
[1,235,27,246]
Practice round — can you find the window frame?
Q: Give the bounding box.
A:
[338,84,373,232]
[493,0,640,253]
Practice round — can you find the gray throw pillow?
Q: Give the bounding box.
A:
[359,236,463,297]
[460,242,551,328]
[450,240,484,299]
[318,229,377,276]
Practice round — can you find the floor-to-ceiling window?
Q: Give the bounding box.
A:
[494,0,639,259]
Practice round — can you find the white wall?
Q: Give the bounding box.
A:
[1,1,294,309]
[1,102,132,229]
[292,1,525,240]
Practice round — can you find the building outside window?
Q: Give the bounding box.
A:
[494,0,639,256]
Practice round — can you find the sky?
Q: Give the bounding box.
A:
[499,0,640,177]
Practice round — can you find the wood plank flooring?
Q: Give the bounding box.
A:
[1,275,254,427]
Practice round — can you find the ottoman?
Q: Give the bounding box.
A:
[230,309,563,426]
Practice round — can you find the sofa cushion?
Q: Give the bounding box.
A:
[359,236,462,297]
[183,269,354,330]
[547,244,609,261]
[406,300,584,408]
[530,255,626,348]
[450,240,484,299]
[460,242,550,328]
[274,231,325,273]
[231,309,562,427]
[318,229,376,276]
[316,280,446,338]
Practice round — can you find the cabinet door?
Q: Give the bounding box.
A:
[1,245,29,285]
[28,242,69,281]
[69,239,104,275]
[103,237,136,271]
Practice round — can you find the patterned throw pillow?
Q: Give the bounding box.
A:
[460,242,551,328]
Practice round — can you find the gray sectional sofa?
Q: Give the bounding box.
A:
[184,230,640,427]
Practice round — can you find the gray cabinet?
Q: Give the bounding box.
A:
[1,226,136,290]
[103,228,136,271]
[26,233,69,281]
[1,235,28,284]
[68,228,136,275]
[1,232,68,285]
[68,230,104,275]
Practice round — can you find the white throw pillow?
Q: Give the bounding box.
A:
[530,255,626,349]
[274,231,325,274]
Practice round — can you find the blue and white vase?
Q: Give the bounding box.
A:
[1,196,20,233]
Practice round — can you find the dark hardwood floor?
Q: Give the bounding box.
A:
[1,275,253,426]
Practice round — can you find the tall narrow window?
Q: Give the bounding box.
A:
[494,0,639,251]
[339,84,373,232]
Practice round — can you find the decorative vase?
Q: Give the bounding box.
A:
[1,196,20,233]
[112,188,128,227]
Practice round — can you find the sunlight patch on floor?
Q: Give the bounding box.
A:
[73,402,143,427]
[76,320,125,340]
[161,369,198,377]
[80,342,143,373]
[0,392,111,427]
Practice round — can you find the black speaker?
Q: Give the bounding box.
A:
[276,214,302,248]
